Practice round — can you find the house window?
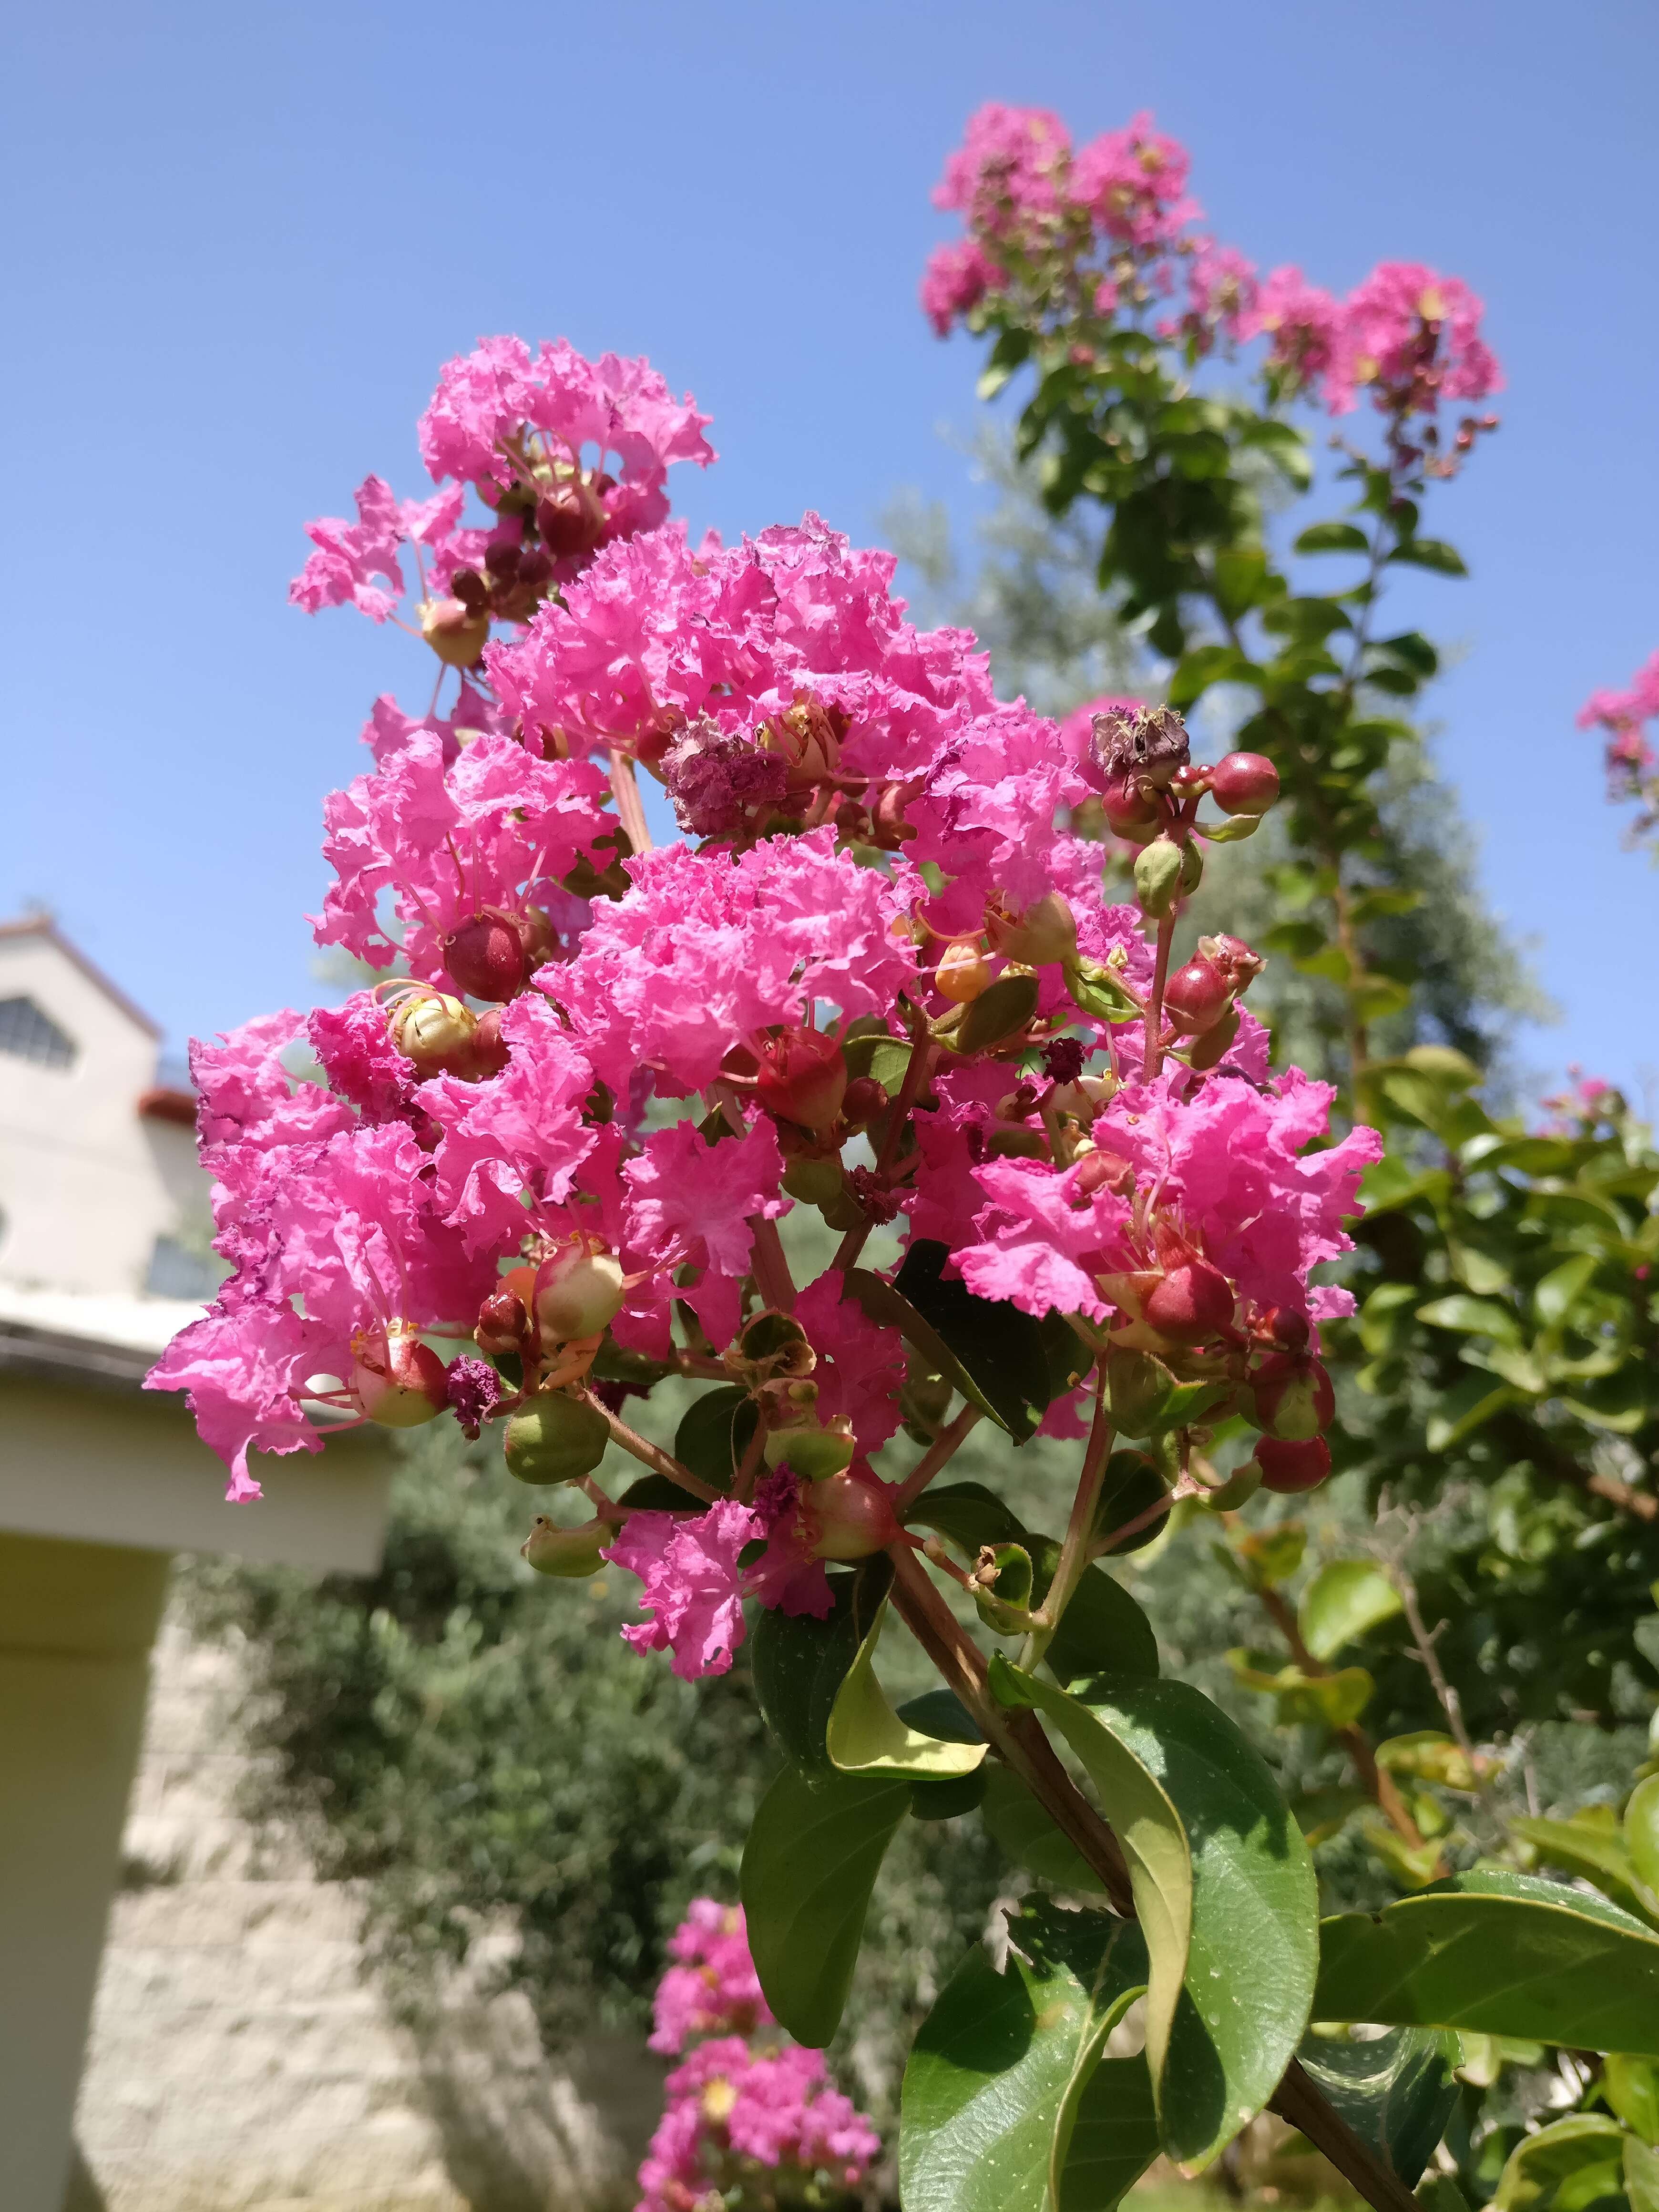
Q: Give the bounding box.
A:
[144,1235,223,1302]
[0,996,76,1070]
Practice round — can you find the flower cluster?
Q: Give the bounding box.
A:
[636,1902,878,2212]
[1577,650,1659,846]
[149,336,1378,1670]
[922,102,1501,457]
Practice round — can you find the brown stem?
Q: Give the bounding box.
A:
[1392,1564,1507,1833]
[893,1402,983,1514]
[884,1544,1428,2212]
[584,1395,717,1503]
[748,1215,797,1313]
[1257,1584,1431,1854]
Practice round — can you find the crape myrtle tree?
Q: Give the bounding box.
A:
[152,109,1659,2212]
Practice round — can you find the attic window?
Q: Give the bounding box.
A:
[0,996,76,1070]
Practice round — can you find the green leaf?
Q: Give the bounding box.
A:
[741,1761,911,2047]
[751,1559,890,1771]
[1167,645,1257,709]
[900,1899,1151,2212]
[1490,2115,1629,2212]
[1212,547,1273,622]
[1299,1560,1404,1662]
[889,1239,1056,1442]
[1060,2057,1162,2211]
[1535,1254,1599,1330]
[1389,537,1468,577]
[672,1385,750,1490]
[1416,1293,1522,1345]
[1627,2135,1659,2212]
[1629,1778,1659,1901]
[1425,1373,1516,1451]
[827,1600,988,1781]
[980,1766,1113,1897]
[1294,521,1370,554]
[1603,2056,1659,2145]
[905,1480,1026,1552]
[1296,2027,1460,2189]
[955,970,1042,1055]
[1512,1813,1659,1927]
[1228,1650,1375,1731]
[1011,1671,1318,2171]
[1313,1867,1659,2054]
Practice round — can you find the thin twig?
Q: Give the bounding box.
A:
[893,1402,983,1514]
[584,1395,717,1502]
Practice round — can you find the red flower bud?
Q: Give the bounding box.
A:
[1163,957,1233,1035]
[1197,934,1264,995]
[806,1468,900,1560]
[443,908,530,1003]
[754,1028,848,1133]
[1099,774,1162,841]
[475,1285,533,1358]
[350,1324,450,1428]
[1142,1255,1235,1343]
[1070,1148,1136,1202]
[1250,1352,1335,1441]
[1259,1306,1311,1354]
[463,1006,511,1080]
[535,478,608,560]
[1208,752,1280,816]
[1254,1435,1331,1494]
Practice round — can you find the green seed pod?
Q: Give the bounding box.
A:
[781,1158,846,1208]
[504,1392,610,1485]
[1133,836,1185,920]
[1185,1004,1241,1071]
[521,1513,619,1577]
[763,1417,856,1479]
[954,968,1040,1054]
[1178,840,1204,895]
[973,1542,1036,1637]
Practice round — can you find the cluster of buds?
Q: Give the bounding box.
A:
[423,453,624,667]
[474,1239,630,1485]
[1092,706,1280,884]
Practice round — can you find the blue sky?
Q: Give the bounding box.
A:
[3,0,1654,1096]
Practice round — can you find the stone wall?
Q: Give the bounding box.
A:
[72,1618,665,2212]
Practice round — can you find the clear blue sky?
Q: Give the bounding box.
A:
[3,0,1654,1097]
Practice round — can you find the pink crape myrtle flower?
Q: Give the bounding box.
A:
[605,1500,763,1680]
[921,238,1004,335]
[1241,267,1346,399]
[288,476,468,622]
[648,1900,773,2055]
[1070,111,1198,247]
[932,102,1072,234]
[1331,260,1502,418]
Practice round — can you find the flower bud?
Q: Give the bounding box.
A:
[806,1469,900,1560]
[987,893,1078,967]
[1250,1353,1334,1441]
[1198,934,1264,995]
[1254,1435,1332,1494]
[443,908,529,1003]
[420,597,491,667]
[350,1324,450,1428]
[534,1244,627,1343]
[504,1392,611,1485]
[1163,957,1232,1035]
[935,939,991,1004]
[1133,836,1185,920]
[986,1126,1048,1159]
[389,989,477,1074]
[840,1076,888,1126]
[1099,775,1162,842]
[1185,1005,1240,1071]
[522,1513,619,1577]
[534,478,608,561]
[763,1417,857,1479]
[1208,751,1280,816]
[475,1285,533,1358]
[754,1028,848,1133]
[463,1006,512,1081]
[1259,1306,1311,1354]
[1070,1148,1135,1201]
[1195,1458,1263,1512]
[1142,1255,1235,1344]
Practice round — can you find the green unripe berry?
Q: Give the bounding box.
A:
[504,1392,610,1485]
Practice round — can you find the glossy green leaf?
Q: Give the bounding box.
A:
[751,1559,890,1771]
[1229,1650,1374,1731]
[1314,1867,1659,2054]
[853,1240,1055,1442]
[1416,1293,1522,1345]
[827,1600,988,1781]
[1011,1669,1318,2171]
[1296,2027,1460,2189]
[1294,521,1370,554]
[900,1898,1150,2212]
[1490,2115,1628,2212]
[1059,2058,1161,2211]
[741,1761,911,2047]
[980,1767,1112,1897]
[906,1480,1027,1551]
[1299,1560,1404,1662]
[672,1384,752,1490]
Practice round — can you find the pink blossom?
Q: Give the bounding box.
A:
[288,478,467,622]
[921,238,1004,336]
[932,103,1072,234]
[1070,112,1198,247]
[623,1118,786,1280]
[648,1900,772,2055]
[146,1298,337,1500]
[1241,267,1345,398]
[1330,261,1502,418]
[605,1500,763,1680]
[793,1273,906,1455]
